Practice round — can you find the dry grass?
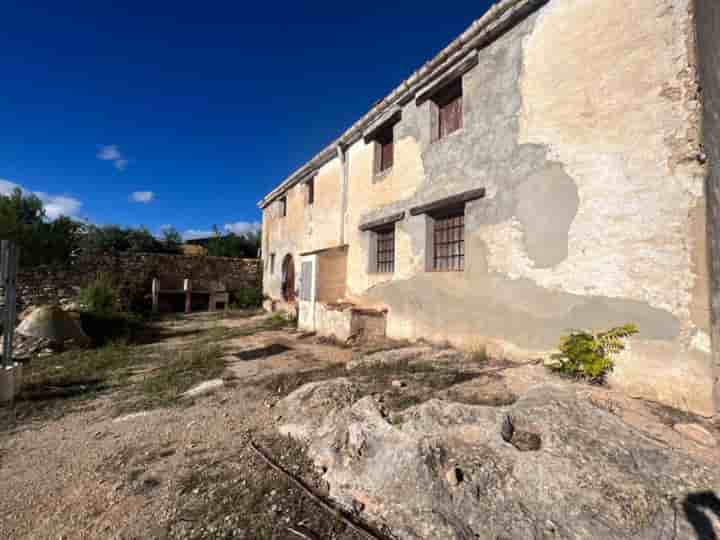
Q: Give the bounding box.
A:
[259,356,498,418]
[169,433,369,540]
[2,335,228,432]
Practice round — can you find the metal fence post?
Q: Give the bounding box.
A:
[1,241,19,369]
[1,240,19,402]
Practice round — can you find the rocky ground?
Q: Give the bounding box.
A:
[0,311,718,539]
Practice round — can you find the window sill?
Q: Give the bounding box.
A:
[373,168,393,183]
[432,128,464,146]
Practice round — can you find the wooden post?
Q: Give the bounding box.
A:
[184,279,192,314]
[151,278,160,313]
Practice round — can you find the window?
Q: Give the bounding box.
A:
[433,79,463,141]
[432,209,464,271]
[269,253,275,274]
[307,178,315,206]
[279,196,287,217]
[375,227,395,273]
[374,126,394,174]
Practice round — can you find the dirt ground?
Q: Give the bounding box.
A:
[0,311,718,540]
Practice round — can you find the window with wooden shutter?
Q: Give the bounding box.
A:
[374,125,394,175]
[307,178,315,206]
[433,79,463,141]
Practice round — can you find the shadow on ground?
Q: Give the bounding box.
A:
[684,491,720,540]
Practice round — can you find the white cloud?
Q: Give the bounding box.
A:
[224,221,261,236]
[183,229,215,240]
[0,179,19,195]
[37,194,83,220]
[97,144,128,171]
[130,191,154,203]
[182,221,261,241]
[0,179,82,220]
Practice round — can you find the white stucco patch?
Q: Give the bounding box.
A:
[691,329,712,354]
[501,0,707,341]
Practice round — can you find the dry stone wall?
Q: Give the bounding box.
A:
[2,252,261,311]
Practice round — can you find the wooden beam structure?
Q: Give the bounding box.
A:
[409,188,486,216]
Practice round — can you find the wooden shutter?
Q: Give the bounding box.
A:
[381,139,394,171]
[374,126,394,174]
[373,141,382,174]
[307,178,314,205]
[440,95,462,138]
[435,79,463,140]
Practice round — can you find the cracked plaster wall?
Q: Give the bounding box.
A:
[264,0,715,414]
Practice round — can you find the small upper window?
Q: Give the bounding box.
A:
[270,253,276,274]
[374,126,394,174]
[307,178,315,206]
[432,208,464,272]
[433,79,463,141]
[375,226,395,273]
[279,196,287,218]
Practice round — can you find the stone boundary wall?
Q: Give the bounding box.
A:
[3,252,262,311]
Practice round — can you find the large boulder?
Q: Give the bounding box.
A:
[278,382,720,539]
[16,305,88,346]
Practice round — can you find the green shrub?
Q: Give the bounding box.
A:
[79,312,146,346]
[230,287,263,309]
[549,324,638,382]
[79,276,119,316]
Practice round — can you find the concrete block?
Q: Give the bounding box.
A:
[0,365,15,403]
[12,362,22,396]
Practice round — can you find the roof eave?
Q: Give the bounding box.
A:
[258,0,547,210]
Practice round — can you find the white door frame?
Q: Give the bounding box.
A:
[298,255,318,332]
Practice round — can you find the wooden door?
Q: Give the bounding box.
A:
[282,255,296,302]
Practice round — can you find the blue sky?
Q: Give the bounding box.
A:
[1,1,493,239]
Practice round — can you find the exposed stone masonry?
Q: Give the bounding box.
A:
[0,252,261,311]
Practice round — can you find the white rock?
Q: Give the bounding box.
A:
[113,411,156,423]
[182,379,225,399]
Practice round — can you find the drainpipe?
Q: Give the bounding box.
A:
[337,144,348,246]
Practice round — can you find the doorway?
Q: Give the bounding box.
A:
[281,254,296,302]
[298,255,317,331]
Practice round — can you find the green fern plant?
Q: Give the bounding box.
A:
[550,324,638,382]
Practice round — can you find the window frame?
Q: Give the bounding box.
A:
[430,206,465,272]
[374,225,396,274]
[431,78,463,142]
[269,253,276,275]
[279,196,287,218]
[307,177,315,206]
[374,125,395,176]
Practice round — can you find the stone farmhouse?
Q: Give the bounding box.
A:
[260,0,720,416]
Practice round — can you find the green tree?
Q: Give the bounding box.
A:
[207,232,259,258]
[161,227,183,253]
[81,225,167,254]
[0,187,84,266]
[0,187,45,240]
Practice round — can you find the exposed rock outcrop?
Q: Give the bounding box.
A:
[279,381,720,539]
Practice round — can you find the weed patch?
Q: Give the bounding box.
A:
[0,342,136,431]
[135,344,226,409]
[168,434,368,540]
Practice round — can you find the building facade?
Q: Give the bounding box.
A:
[260,0,720,416]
